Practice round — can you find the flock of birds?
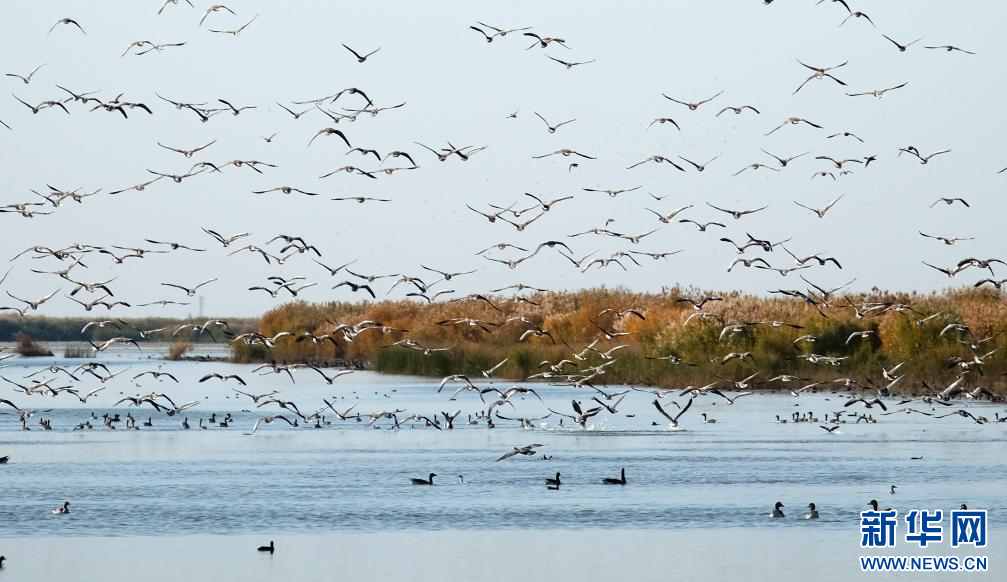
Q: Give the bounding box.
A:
[0,2,1004,564]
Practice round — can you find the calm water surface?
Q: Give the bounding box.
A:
[1,355,1004,579]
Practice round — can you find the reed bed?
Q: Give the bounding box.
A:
[231,286,1007,395]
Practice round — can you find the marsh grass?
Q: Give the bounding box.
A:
[62,343,91,359]
[14,332,52,357]
[233,286,1007,395]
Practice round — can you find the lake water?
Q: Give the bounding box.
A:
[1,354,1004,580]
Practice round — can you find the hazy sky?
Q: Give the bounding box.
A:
[0,1,1001,318]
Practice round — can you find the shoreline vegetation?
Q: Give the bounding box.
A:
[4,287,1005,395]
[230,286,1007,396]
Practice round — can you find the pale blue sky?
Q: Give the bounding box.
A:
[0,1,1001,317]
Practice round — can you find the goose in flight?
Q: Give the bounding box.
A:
[5,63,46,84]
[523,33,569,50]
[209,13,258,35]
[545,55,595,69]
[728,257,770,272]
[765,117,822,136]
[342,44,380,63]
[158,0,194,14]
[930,197,969,208]
[924,44,975,54]
[652,397,693,429]
[548,400,602,427]
[158,140,216,158]
[847,83,908,98]
[533,112,575,133]
[882,34,924,53]
[793,60,848,94]
[533,149,595,160]
[934,409,984,424]
[496,443,545,462]
[975,277,1007,290]
[475,22,531,40]
[662,90,723,111]
[828,131,864,143]
[161,278,217,296]
[48,18,86,35]
[706,202,769,219]
[249,414,295,435]
[647,205,692,223]
[333,281,376,298]
[919,232,973,245]
[733,162,779,176]
[845,397,888,411]
[307,367,353,384]
[794,194,844,218]
[471,358,509,378]
[199,5,236,26]
[12,94,70,115]
[199,373,246,385]
[716,105,759,116]
[840,11,875,27]
[678,155,718,172]
[647,117,680,130]
[132,370,178,383]
[845,330,876,344]
[582,186,640,197]
[90,337,141,352]
[309,127,352,147]
[6,289,59,312]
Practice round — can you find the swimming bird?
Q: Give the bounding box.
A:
[602,467,627,485]
[770,502,785,518]
[545,472,561,486]
[410,473,436,485]
[867,499,892,511]
[805,503,820,519]
[52,501,70,515]
[257,541,274,554]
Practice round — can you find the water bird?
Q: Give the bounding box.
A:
[411,473,436,485]
[257,541,274,554]
[52,501,70,515]
[545,472,561,486]
[868,500,892,511]
[770,502,785,518]
[602,467,627,485]
[806,503,820,519]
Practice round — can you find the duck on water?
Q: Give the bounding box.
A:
[602,467,626,485]
[411,473,436,485]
